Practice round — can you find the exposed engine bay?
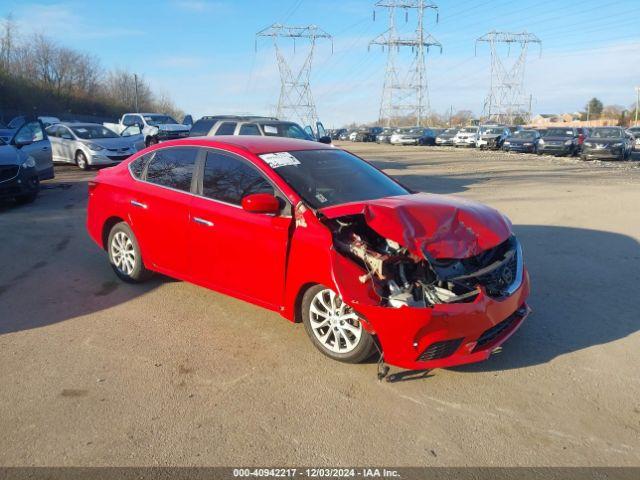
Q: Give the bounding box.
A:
[324,214,520,308]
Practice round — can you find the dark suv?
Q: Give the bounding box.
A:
[538,127,580,156]
[354,127,383,142]
[189,115,331,144]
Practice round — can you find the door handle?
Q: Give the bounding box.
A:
[42,146,49,151]
[130,200,148,209]
[193,217,214,227]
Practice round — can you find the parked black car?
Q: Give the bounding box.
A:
[538,127,580,156]
[417,128,439,146]
[0,120,54,204]
[331,128,347,140]
[581,127,634,161]
[502,130,541,153]
[355,127,383,142]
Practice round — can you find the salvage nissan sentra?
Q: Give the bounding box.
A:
[86,136,530,370]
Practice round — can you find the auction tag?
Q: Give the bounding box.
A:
[259,152,301,168]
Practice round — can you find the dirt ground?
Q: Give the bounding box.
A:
[0,143,639,467]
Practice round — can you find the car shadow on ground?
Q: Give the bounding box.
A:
[451,224,640,373]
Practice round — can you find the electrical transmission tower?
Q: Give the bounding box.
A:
[256,24,332,128]
[475,31,541,124]
[370,1,442,127]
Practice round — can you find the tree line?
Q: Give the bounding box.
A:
[0,14,184,122]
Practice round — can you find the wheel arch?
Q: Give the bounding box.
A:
[101,216,126,250]
[292,282,319,323]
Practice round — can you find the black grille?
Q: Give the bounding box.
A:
[0,165,19,182]
[476,252,518,297]
[417,338,463,362]
[473,306,526,351]
[106,155,129,161]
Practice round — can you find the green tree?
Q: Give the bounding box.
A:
[585,97,604,119]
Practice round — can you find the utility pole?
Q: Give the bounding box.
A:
[635,86,639,126]
[476,31,541,124]
[587,101,591,125]
[370,1,442,127]
[256,24,332,128]
[133,74,139,113]
[449,105,453,127]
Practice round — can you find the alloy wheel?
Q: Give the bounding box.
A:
[309,288,362,354]
[110,231,136,276]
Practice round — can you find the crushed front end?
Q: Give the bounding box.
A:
[321,194,531,370]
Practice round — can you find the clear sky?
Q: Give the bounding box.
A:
[2,0,639,127]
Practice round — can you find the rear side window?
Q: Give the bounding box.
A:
[214,122,237,135]
[129,153,153,179]
[188,119,216,137]
[145,147,198,192]
[202,151,273,205]
[239,124,261,136]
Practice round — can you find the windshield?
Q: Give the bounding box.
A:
[71,125,119,139]
[260,123,312,140]
[543,128,574,137]
[590,128,623,139]
[266,149,409,209]
[459,127,478,133]
[143,115,178,125]
[442,129,458,135]
[511,130,537,139]
[480,127,503,135]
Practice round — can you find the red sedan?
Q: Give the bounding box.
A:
[86,136,530,370]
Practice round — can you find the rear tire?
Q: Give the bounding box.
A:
[301,285,376,364]
[15,191,38,204]
[107,222,153,283]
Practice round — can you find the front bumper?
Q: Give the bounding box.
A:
[391,137,418,145]
[477,138,500,149]
[454,138,476,147]
[0,165,39,200]
[582,147,624,160]
[436,138,455,146]
[157,130,190,141]
[538,143,573,155]
[88,151,134,165]
[353,268,531,370]
[504,143,535,153]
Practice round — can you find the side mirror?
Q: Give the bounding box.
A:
[14,138,33,148]
[241,193,281,214]
[318,136,332,144]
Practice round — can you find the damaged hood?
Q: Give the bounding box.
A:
[320,193,512,259]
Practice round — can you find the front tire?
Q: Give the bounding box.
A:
[107,222,152,283]
[301,285,376,364]
[76,151,89,170]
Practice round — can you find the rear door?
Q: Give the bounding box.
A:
[189,148,292,308]
[128,146,199,277]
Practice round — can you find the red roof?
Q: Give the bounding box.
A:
[162,135,334,155]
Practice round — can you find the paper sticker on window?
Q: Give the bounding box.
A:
[264,125,278,134]
[260,152,301,168]
[76,128,88,133]
[315,193,328,204]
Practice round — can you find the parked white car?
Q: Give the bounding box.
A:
[390,127,421,145]
[348,130,358,141]
[453,126,479,147]
[46,123,144,170]
[104,113,191,147]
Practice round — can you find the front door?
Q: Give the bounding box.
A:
[12,121,53,179]
[189,149,292,308]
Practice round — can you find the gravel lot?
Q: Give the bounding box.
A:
[0,143,639,467]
